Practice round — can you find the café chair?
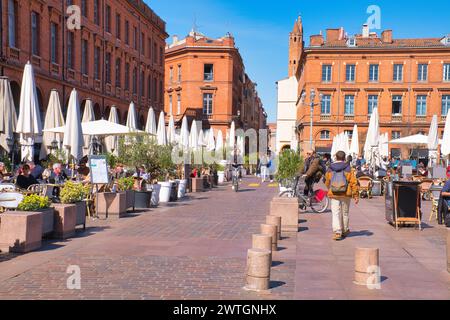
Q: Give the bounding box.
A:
[358,176,374,199]
[27,184,48,197]
[429,186,444,222]
[419,179,433,201]
[0,184,17,192]
[0,192,24,212]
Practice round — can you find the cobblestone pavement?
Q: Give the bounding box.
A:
[0,177,449,300]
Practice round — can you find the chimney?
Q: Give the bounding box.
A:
[310,35,324,47]
[362,24,369,38]
[172,35,179,45]
[326,29,340,42]
[382,30,393,43]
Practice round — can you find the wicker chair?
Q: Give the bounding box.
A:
[27,184,48,197]
[358,176,374,199]
[419,179,433,201]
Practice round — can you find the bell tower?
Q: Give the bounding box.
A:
[288,16,303,77]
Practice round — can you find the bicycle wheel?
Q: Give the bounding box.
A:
[310,194,330,213]
[279,191,294,198]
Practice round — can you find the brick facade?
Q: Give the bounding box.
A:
[0,0,168,131]
[164,31,267,138]
[289,17,450,158]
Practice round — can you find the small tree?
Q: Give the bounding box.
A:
[275,150,304,186]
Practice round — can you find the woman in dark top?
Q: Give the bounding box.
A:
[16,164,38,190]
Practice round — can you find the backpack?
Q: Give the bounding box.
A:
[330,169,349,195]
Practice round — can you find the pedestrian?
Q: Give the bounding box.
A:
[325,151,359,241]
[302,149,322,196]
[16,164,39,190]
[260,154,268,183]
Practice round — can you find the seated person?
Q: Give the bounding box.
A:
[49,163,68,184]
[133,166,149,181]
[16,164,38,190]
[28,161,44,180]
[417,163,428,177]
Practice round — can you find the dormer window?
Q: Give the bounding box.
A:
[347,37,357,47]
[442,36,450,46]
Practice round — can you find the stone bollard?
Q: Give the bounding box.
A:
[270,197,299,232]
[447,228,450,274]
[266,215,282,240]
[354,248,380,287]
[261,224,278,252]
[244,248,271,292]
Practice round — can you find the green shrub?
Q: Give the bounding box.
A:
[60,181,90,204]
[276,150,303,184]
[18,194,51,212]
[117,177,134,191]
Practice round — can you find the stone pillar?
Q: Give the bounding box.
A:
[266,215,282,240]
[244,248,271,292]
[354,248,380,286]
[270,197,299,232]
[261,224,278,252]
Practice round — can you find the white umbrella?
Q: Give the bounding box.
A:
[428,115,439,167]
[40,90,64,160]
[156,111,167,146]
[179,116,190,151]
[389,134,430,145]
[63,88,83,160]
[342,133,350,155]
[349,125,359,157]
[126,101,138,130]
[81,99,95,156]
[216,130,224,153]
[198,130,206,148]
[207,128,216,152]
[105,106,119,155]
[189,120,199,151]
[365,107,380,169]
[442,113,450,159]
[45,119,146,136]
[145,107,157,136]
[379,133,389,158]
[330,135,337,161]
[229,121,236,149]
[167,114,176,145]
[0,77,18,154]
[16,62,42,162]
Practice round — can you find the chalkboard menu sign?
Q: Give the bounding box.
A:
[89,156,109,184]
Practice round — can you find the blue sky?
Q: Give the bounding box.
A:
[147,0,450,122]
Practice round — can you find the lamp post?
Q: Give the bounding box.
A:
[301,89,323,149]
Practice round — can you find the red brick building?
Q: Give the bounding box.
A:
[290,17,450,158]
[0,0,168,130]
[164,30,267,136]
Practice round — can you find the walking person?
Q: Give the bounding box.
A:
[260,154,268,183]
[325,151,359,241]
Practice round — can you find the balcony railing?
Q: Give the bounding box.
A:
[320,114,331,121]
[8,47,20,60]
[392,114,403,122]
[415,115,427,122]
[344,115,354,121]
[51,63,60,75]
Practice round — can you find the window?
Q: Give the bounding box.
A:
[443,95,450,116]
[133,27,138,50]
[125,21,129,45]
[347,38,356,47]
[105,52,111,84]
[153,42,157,64]
[169,67,173,83]
[160,80,163,102]
[346,64,356,82]
[147,75,152,100]
[321,95,331,114]
[416,95,427,116]
[344,130,353,139]
[140,70,145,95]
[132,68,137,94]
[94,0,100,25]
[153,76,157,102]
[168,95,173,115]
[125,63,130,90]
[8,0,17,48]
[203,93,213,115]
[322,65,332,82]
[204,64,214,81]
[393,64,403,82]
[392,131,401,140]
[177,94,181,115]
[320,130,331,140]
[147,38,152,59]
[67,32,74,69]
[159,47,163,66]
[369,64,379,82]
[368,95,378,114]
[115,14,121,39]
[392,95,402,114]
[115,58,121,87]
[81,0,87,17]
[444,64,450,82]
[81,39,88,75]
[178,65,182,82]
[418,64,428,82]
[31,11,40,56]
[50,23,58,63]
[141,33,145,55]
[344,95,354,115]
[94,46,100,80]
[105,5,111,33]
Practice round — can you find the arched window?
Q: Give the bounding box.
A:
[320,130,331,140]
[115,58,121,88]
[132,67,137,94]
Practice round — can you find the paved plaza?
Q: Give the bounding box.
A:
[0,177,449,300]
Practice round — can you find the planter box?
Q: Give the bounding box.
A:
[52,204,77,239]
[97,192,127,218]
[125,190,135,211]
[41,208,55,237]
[0,211,43,253]
[270,197,299,233]
[134,191,152,209]
[75,201,87,230]
[191,178,204,193]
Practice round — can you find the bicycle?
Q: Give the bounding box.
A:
[279,176,329,213]
[231,164,241,192]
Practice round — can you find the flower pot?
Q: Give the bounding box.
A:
[0,211,43,253]
[75,201,87,229]
[125,190,135,211]
[218,171,225,184]
[177,179,188,198]
[170,181,179,202]
[158,182,172,203]
[148,184,161,207]
[40,208,55,237]
[97,192,127,218]
[134,191,152,209]
[52,204,77,239]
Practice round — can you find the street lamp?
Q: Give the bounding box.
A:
[300,89,323,149]
[49,140,58,155]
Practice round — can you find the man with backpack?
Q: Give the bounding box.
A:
[325,151,359,241]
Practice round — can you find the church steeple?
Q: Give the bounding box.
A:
[289,16,303,77]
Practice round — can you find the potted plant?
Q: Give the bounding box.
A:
[276,150,303,193]
[217,163,226,184]
[17,194,54,237]
[59,181,90,231]
[117,176,135,211]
